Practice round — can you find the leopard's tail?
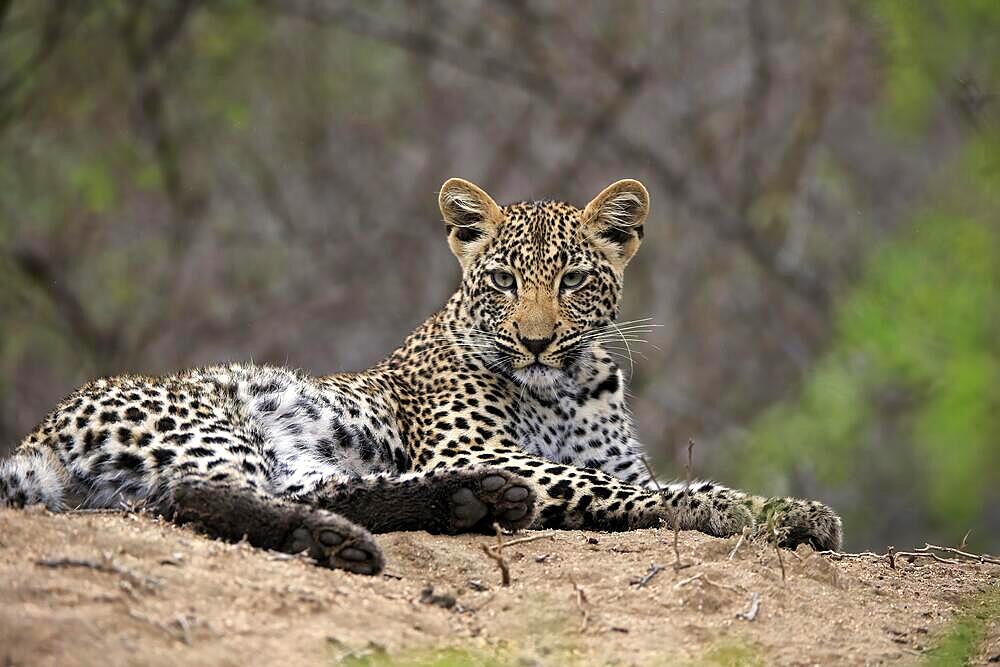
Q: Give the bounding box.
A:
[0,449,68,510]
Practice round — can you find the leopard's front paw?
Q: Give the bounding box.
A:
[446,468,536,533]
[760,497,843,551]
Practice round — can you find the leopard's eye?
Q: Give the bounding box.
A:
[490,270,516,291]
[560,271,587,290]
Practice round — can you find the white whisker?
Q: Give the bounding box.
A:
[608,320,634,380]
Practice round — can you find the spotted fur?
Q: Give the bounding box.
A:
[0,178,842,574]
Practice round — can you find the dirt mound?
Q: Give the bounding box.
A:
[1,508,998,666]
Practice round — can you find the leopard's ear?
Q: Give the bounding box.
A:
[439,178,503,268]
[581,179,650,269]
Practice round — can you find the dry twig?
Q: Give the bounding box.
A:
[674,572,703,589]
[496,532,555,550]
[736,592,761,621]
[919,543,1000,566]
[673,439,695,570]
[674,572,742,594]
[774,540,787,583]
[570,578,590,633]
[36,555,160,591]
[821,543,1000,567]
[174,614,193,645]
[479,544,510,586]
[127,610,193,645]
[479,525,555,587]
[629,563,666,588]
[480,525,512,587]
[701,575,741,594]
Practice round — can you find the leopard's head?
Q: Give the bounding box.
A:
[439,177,649,391]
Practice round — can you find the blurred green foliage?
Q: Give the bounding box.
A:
[875,0,1000,134]
[733,2,1000,550]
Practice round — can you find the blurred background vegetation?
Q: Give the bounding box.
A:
[0,1,997,552]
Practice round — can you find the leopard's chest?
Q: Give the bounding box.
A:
[514,386,630,467]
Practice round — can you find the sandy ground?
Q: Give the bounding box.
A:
[1,507,998,666]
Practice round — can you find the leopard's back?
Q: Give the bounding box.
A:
[1,363,406,510]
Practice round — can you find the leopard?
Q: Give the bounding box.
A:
[0,177,842,575]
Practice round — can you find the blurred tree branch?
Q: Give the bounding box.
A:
[738,0,773,209]
[482,103,536,189]
[265,0,835,309]
[267,0,557,98]
[541,65,650,194]
[738,9,850,298]
[0,1,201,363]
[0,0,13,33]
[117,1,210,355]
[11,245,120,362]
[756,14,848,208]
[952,75,997,131]
[0,0,72,130]
[120,0,195,72]
[119,0,203,249]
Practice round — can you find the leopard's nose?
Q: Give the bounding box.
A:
[519,335,554,356]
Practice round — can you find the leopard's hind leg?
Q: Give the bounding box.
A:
[165,472,384,575]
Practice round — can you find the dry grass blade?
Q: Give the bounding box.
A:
[764,508,789,583]
[639,454,661,491]
[728,526,750,560]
